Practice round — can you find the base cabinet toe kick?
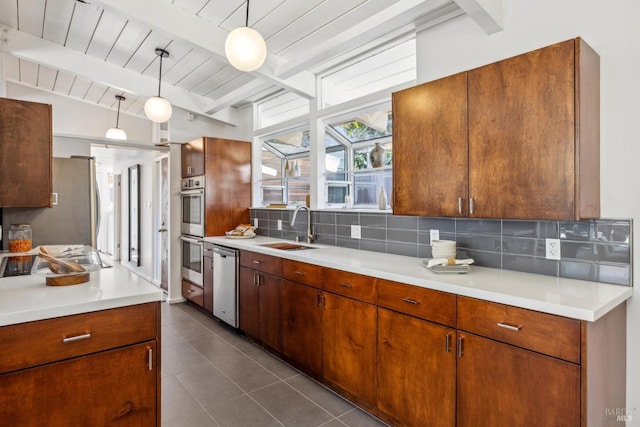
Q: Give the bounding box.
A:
[236,250,626,427]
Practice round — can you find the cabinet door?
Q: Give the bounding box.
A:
[203,254,214,313]
[377,308,456,427]
[323,292,377,408]
[468,39,576,220]
[181,137,204,177]
[0,342,157,426]
[392,72,468,217]
[281,280,323,376]
[457,332,580,427]
[0,98,52,207]
[239,266,260,339]
[259,273,282,352]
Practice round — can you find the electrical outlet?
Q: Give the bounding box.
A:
[351,225,361,239]
[253,218,259,228]
[277,219,282,230]
[430,229,440,245]
[545,238,561,260]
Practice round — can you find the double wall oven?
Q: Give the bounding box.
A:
[180,176,205,286]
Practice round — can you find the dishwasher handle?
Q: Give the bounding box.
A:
[213,246,237,258]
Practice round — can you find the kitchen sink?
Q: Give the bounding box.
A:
[259,242,318,251]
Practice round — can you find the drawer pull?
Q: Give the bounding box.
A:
[497,322,522,331]
[148,348,153,371]
[339,282,352,288]
[457,336,464,357]
[62,333,92,343]
[294,271,305,276]
[253,260,262,264]
[401,297,419,305]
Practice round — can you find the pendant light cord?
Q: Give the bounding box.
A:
[246,0,250,27]
[157,54,163,97]
[116,96,121,128]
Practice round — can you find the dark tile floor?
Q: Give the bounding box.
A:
[161,302,388,427]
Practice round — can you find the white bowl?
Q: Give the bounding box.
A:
[432,240,456,258]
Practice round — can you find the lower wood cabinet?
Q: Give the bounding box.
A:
[377,307,456,427]
[239,265,282,352]
[182,279,204,307]
[456,332,580,427]
[322,292,377,409]
[0,302,160,426]
[281,279,323,377]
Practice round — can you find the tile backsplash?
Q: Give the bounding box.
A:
[251,209,633,286]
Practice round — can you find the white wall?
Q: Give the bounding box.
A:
[416,0,639,419]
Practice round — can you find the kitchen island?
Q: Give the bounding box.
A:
[0,255,163,426]
[208,235,631,427]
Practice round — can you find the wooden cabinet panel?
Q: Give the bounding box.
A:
[203,246,214,314]
[204,138,252,237]
[258,272,282,352]
[392,72,468,217]
[182,279,204,307]
[281,280,323,376]
[282,259,324,289]
[0,342,157,426]
[323,268,376,304]
[0,98,52,207]
[181,137,204,178]
[240,251,282,276]
[0,302,157,374]
[377,279,456,327]
[239,266,260,339]
[322,292,376,408]
[377,308,456,427]
[457,332,580,427]
[457,296,581,363]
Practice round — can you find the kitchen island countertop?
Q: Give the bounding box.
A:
[207,235,632,322]
[0,253,163,327]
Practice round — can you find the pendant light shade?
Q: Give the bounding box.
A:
[106,94,127,140]
[225,0,266,72]
[145,48,173,123]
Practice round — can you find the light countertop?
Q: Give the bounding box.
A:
[207,236,632,322]
[0,253,164,327]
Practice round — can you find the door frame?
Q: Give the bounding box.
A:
[113,173,122,261]
[153,153,170,288]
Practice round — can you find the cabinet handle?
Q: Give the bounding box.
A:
[187,289,193,293]
[457,337,464,357]
[445,333,451,353]
[339,282,352,288]
[148,347,153,371]
[254,273,260,286]
[210,259,214,269]
[458,197,463,214]
[321,294,325,309]
[294,271,305,276]
[62,333,92,343]
[497,322,522,331]
[401,297,419,305]
[253,260,262,264]
[469,197,474,215]
[315,293,321,308]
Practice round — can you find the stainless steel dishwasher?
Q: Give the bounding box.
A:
[213,245,239,327]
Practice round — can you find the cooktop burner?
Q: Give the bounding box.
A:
[0,255,37,277]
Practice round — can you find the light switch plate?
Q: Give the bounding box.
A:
[277,219,282,230]
[430,229,440,245]
[253,218,259,228]
[351,225,361,239]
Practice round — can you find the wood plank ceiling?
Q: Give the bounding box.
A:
[0,0,469,126]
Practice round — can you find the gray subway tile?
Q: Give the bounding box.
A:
[360,239,387,254]
[387,228,418,244]
[336,225,353,238]
[267,228,283,238]
[560,261,632,285]
[560,220,595,241]
[315,223,337,236]
[361,226,386,240]
[596,219,631,243]
[360,213,386,228]
[502,220,559,238]
[464,250,502,269]
[456,218,502,235]
[315,234,336,246]
[316,211,337,225]
[254,209,270,220]
[268,210,284,221]
[387,242,418,257]
[502,237,545,257]
[418,217,456,233]
[502,254,558,276]
[387,215,418,230]
[456,235,502,253]
[336,212,360,226]
[418,245,433,259]
[336,236,360,250]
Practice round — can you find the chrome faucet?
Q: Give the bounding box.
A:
[290,206,315,244]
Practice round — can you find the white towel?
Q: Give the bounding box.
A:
[427,258,474,269]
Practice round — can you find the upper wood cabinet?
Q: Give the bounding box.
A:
[392,38,600,220]
[181,137,204,178]
[0,98,52,207]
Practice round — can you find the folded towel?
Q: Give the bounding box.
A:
[427,258,474,269]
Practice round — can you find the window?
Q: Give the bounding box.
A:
[260,129,311,206]
[325,107,393,208]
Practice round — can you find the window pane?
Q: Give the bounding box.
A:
[264,130,310,156]
[287,179,310,205]
[262,149,282,180]
[327,185,348,204]
[354,170,392,208]
[354,142,392,170]
[262,187,284,204]
[330,111,392,143]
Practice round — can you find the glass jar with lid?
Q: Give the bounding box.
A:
[8,224,32,253]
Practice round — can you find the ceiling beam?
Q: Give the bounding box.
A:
[92,0,316,101]
[203,79,273,115]
[452,0,503,34]
[0,25,240,126]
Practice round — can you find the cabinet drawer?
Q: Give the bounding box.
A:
[323,268,376,304]
[457,296,581,363]
[182,279,204,307]
[282,259,324,289]
[0,302,158,375]
[377,279,456,327]
[240,251,283,276]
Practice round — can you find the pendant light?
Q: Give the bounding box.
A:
[105,94,127,140]
[225,0,267,72]
[144,48,173,123]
